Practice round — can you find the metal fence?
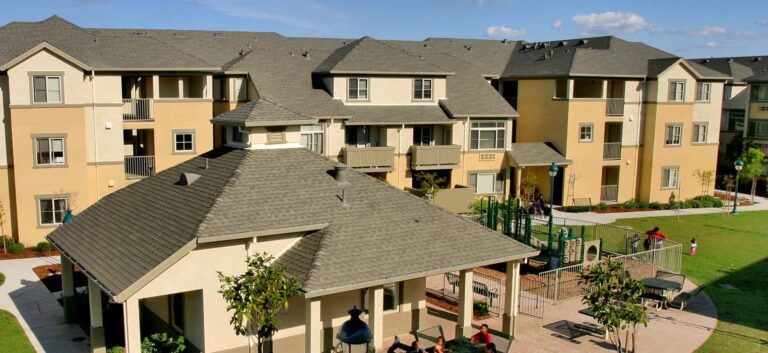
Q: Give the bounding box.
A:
[124,155,155,178]
[603,142,622,160]
[122,98,154,121]
[425,271,506,316]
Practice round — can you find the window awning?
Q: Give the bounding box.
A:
[506,142,572,168]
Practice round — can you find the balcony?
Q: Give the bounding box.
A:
[122,98,154,121]
[605,98,624,116]
[411,145,461,170]
[603,142,622,160]
[124,155,155,179]
[343,146,395,172]
[600,185,618,202]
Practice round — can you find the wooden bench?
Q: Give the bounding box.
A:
[444,273,499,306]
[572,197,593,208]
[668,286,706,311]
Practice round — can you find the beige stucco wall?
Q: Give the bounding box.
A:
[7,49,87,106]
[0,75,11,167]
[331,76,447,105]
[0,167,16,239]
[750,101,768,120]
[648,64,697,103]
[516,79,569,151]
[692,82,724,144]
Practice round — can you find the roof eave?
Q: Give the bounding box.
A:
[197,223,330,244]
[95,67,221,72]
[0,42,93,71]
[320,70,455,76]
[244,118,319,127]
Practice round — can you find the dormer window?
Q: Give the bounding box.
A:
[348,78,369,100]
[414,79,433,100]
[669,80,686,102]
[32,75,62,103]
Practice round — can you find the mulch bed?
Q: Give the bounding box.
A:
[593,207,654,213]
[426,293,491,321]
[0,248,59,260]
[32,264,87,293]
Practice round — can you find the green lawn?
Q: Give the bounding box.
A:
[0,272,5,286]
[613,211,768,353]
[0,310,35,353]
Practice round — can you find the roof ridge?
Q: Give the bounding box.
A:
[376,38,452,73]
[194,150,250,237]
[138,33,219,68]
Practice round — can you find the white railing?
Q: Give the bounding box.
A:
[600,185,619,202]
[426,270,506,316]
[603,142,622,160]
[124,155,155,178]
[606,98,624,116]
[122,98,154,121]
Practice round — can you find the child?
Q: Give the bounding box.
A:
[690,238,697,256]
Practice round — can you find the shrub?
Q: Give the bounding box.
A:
[686,200,701,208]
[638,201,650,209]
[473,301,490,316]
[35,241,53,252]
[0,272,5,285]
[699,199,714,208]
[562,205,592,213]
[649,202,663,210]
[713,199,724,207]
[6,243,24,254]
[141,333,185,353]
[595,202,609,210]
[622,199,638,209]
[107,347,124,353]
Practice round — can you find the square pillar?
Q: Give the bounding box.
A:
[123,298,142,353]
[502,261,522,338]
[455,269,474,339]
[88,279,106,353]
[368,286,384,350]
[61,256,76,323]
[305,297,321,353]
[205,75,214,100]
[515,167,523,198]
[151,75,160,99]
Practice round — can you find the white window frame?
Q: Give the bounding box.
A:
[669,80,686,102]
[692,123,708,144]
[748,121,768,139]
[413,79,433,100]
[300,125,324,154]
[32,75,62,104]
[579,124,594,142]
[233,77,247,101]
[662,167,679,189]
[469,171,505,194]
[35,137,66,166]
[413,126,433,146]
[348,78,369,101]
[696,82,711,102]
[173,131,195,153]
[470,121,506,150]
[665,124,682,146]
[38,197,68,226]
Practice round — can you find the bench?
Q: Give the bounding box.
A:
[572,197,592,208]
[444,273,500,306]
[655,270,686,290]
[668,286,706,311]
[572,322,607,339]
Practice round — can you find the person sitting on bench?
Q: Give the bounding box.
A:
[434,336,449,353]
[484,342,497,353]
[470,324,493,346]
[387,336,426,353]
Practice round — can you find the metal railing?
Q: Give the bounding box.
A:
[425,270,505,316]
[124,155,155,178]
[122,98,154,121]
[411,145,461,169]
[600,185,619,202]
[603,142,621,160]
[605,98,624,116]
[343,146,395,170]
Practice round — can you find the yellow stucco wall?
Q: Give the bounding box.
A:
[0,167,16,239]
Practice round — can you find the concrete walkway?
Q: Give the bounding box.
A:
[0,257,89,353]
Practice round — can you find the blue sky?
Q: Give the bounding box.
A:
[1,0,767,58]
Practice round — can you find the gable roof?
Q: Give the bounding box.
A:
[506,142,571,167]
[314,36,452,75]
[49,147,537,301]
[212,98,317,127]
[689,56,768,84]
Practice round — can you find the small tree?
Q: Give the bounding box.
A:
[141,333,185,353]
[218,253,301,353]
[740,147,767,203]
[414,172,446,202]
[0,199,7,254]
[520,171,538,206]
[721,175,735,209]
[692,169,714,196]
[579,260,648,353]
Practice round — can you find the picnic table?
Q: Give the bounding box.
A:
[641,277,683,309]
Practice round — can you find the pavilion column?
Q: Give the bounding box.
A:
[455,269,474,339]
[61,255,76,324]
[151,75,160,99]
[88,279,106,353]
[305,297,322,353]
[502,261,522,338]
[123,298,142,353]
[368,286,384,350]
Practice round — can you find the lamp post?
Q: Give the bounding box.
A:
[732,158,744,214]
[547,162,559,257]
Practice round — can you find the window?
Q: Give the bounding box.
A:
[579,124,594,142]
[32,75,62,103]
[348,78,369,100]
[665,124,682,146]
[554,79,568,99]
[414,79,433,100]
[669,80,686,102]
[39,197,67,225]
[748,121,768,139]
[692,123,708,143]
[728,110,745,132]
[300,125,324,154]
[752,84,768,101]
[469,171,505,194]
[230,126,249,145]
[662,167,679,189]
[213,77,227,101]
[173,132,194,153]
[470,121,506,150]
[233,77,247,101]
[383,283,399,312]
[413,126,433,146]
[696,82,711,102]
[35,137,65,165]
[169,293,184,332]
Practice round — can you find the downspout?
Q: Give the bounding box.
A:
[328,118,334,158]
[464,117,470,186]
[91,70,101,200]
[632,78,646,201]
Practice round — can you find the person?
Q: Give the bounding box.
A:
[485,342,497,353]
[387,337,426,353]
[630,233,640,254]
[470,324,493,345]
[434,336,450,353]
[645,226,660,249]
[654,230,667,249]
[690,238,697,256]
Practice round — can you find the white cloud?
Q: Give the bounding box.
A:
[758,19,768,25]
[551,19,562,29]
[705,41,717,48]
[485,26,527,38]
[684,26,727,36]
[572,12,650,35]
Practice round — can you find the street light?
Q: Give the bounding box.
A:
[732,158,744,214]
[547,162,559,258]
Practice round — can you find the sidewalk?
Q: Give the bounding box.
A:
[0,257,89,353]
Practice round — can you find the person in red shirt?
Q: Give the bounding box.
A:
[470,324,492,345]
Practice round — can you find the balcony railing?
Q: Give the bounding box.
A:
[125,155,155,178]
[122,98,154,121]
[605,98,624,116]
[343,146,395,171]
[601,185,619,202]
[603,142,622,160]
[411,145,461,170]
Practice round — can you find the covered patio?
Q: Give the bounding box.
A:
[505,142,572,204]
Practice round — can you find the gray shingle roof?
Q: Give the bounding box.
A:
[212,98,317,126]
[344,105,453,125]
[506,142,571,167]
[49,147,537,300]
[314,36,452,75]
[689,56,768,83]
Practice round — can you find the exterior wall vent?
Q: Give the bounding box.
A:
[178,173,201,186]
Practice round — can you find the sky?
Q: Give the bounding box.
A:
[1,0,767,58]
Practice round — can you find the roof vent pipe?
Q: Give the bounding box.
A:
[204,158,209,170]
[334,166,350,207]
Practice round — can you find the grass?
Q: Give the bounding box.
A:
[0,272,4,286]
[0,310,36,353]
[613,211,768,353]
